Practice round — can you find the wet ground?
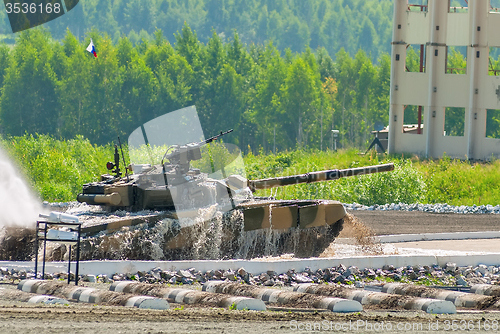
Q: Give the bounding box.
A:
[351,210,500,235]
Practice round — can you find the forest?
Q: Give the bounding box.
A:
[0,0,394,62]
[0,27,391,152]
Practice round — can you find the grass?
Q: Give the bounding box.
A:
[3,134,500,206]
[0,134,113,202]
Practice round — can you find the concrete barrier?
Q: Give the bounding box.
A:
[0,286,69,304]
[383,283,500,310]
[293,283,455,314]
[28,295,69,305]
[17,280,169,310]
[470,284,500,297]
[110,281,266,311]
[203,281,362,313]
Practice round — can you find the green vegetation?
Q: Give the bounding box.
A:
[0,0,394,61]
[0,27,392,153]
[4,134,500,207]
[248,149,500,206]
[0,134,112,202]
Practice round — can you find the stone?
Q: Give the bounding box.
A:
[237,268,247,277]
[224,270,237,281]
[263,279,275,286]
[259,273,270,282]
[476,264,488,275]
[267,270,277,278]
[294,274,312,284]
[83,274,96,283]
[179,270,195,279]
[214,270,223,279]
[160,271,173,280]
[334,275,345,284]
[445,262,457,273]
[181,277,193,285]
[355,281,365,288]
[456,275,468,286]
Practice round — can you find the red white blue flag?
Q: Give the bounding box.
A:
[86,39,97,58]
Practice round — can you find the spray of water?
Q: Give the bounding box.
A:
[0,146,43,227]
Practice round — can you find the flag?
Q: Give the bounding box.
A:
[86,39,97,58]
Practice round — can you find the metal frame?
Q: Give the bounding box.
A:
[34,221,81,285]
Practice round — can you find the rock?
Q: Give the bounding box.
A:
[112,274,123,281]
[294,274,312,284]
[181,277,193,285]
[337,264,346,273]
[179,270,195,279]
[456,275,468,286]
[237,268,247,277]
[214,270,223,279]
[83,274,96,283]
[409,272,419,280]
[267,270,277,278]
[160,271,173,280]
[345,266,360,277]
[355,281,365,288]
[476,264,488,275]
[382,264,394,272]
[365,269,376,278]
[224,270,237,281]
[100,275,112,283]
[445,262,457,273]
[334,275,345,284]
[195,271,204,282]
[259,273,270,282]
[263,279,275,286]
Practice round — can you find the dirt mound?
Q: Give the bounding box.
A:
[0,227,35,261]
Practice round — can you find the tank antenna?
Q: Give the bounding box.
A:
[117,136,129,182]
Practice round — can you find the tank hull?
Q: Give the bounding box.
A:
[75,199,345,260]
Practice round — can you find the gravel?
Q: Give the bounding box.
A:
[345,202,500,214]
[2,262,499,289]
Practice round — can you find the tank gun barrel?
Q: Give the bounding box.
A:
[248,163,395,192]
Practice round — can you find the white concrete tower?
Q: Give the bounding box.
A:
[388,0,500,160]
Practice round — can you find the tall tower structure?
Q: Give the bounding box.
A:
[388,0,500,160]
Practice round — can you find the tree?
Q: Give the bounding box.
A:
[280,57,321,148]
[0,29,61,136]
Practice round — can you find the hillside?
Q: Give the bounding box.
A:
[0,0,394,60]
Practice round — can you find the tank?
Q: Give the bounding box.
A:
[75,106,395,259]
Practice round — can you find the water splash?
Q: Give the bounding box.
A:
[0,146,43,227]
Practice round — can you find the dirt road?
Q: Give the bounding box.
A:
[350,210,500,235]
